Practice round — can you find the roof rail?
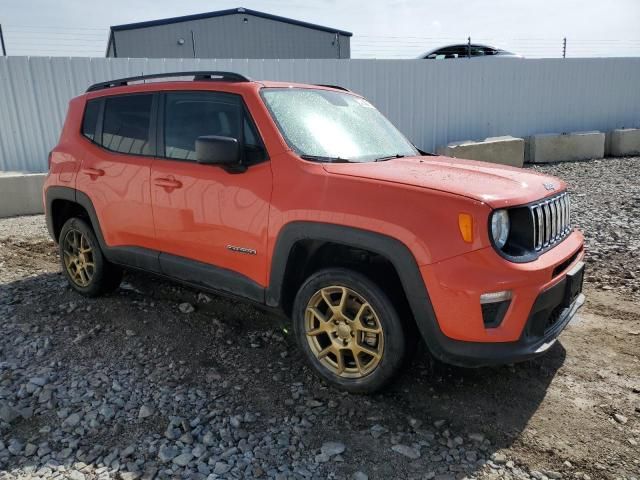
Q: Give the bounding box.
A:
[315,84,351,92]
[86,71,251,92]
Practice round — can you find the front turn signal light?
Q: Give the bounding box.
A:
[458,213,473,243]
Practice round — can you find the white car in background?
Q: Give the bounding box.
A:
[419,44,523,59]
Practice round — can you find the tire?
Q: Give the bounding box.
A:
[58,217,122,297]
[292,268,407,393]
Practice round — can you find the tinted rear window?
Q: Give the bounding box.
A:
[82,100,100,141]
[101,94,153,155]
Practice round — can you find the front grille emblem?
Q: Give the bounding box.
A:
[543,182,556,191]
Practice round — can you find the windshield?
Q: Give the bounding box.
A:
[261,88,418,162]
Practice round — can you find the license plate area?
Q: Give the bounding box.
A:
[563,261,585,307]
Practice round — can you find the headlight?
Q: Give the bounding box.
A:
[491,209,510,249]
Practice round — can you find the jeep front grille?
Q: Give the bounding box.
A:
[530,193,571,251]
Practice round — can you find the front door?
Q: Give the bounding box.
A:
[150,91,272,298]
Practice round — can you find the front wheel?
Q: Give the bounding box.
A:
[292,268,407,393]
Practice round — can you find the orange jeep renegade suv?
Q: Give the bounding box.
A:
[44,71,585,392]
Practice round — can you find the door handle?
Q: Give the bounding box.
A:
[154,177,183,191]
[81,168,104,179]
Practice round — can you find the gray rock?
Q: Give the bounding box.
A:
[29,376,48,386]
[7,440,23,455]
[321,441,346,457]
[613,413,628,424]
[68,471,85,480]
[370,424,388,439]
[38,388,52,403]
[213,462,232,475]
[0,403,21,424]
[543,471,563,479]
[315,452,331,463]
[179,302,195,314]
[158,446,178,463]
[352,472,368,480]
[24,443,38,457]
[229,416,241,428]
[172,452,193,466]
[119,472,141,480]
[99,405,115,419]
[465,450,477,462]
[138,405,154,419]
[391,444,420,460]
[121,445,136,458]
[63,412,82,428]
[491,452,507,464]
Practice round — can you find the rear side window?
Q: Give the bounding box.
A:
[163,91,266,164]
[101,94,153,155]
[82,100,100,141]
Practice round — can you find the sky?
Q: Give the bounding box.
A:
[2,0,640,58]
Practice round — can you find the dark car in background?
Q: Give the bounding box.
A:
[419,43,522,59]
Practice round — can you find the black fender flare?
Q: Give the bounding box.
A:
[44,185,76,241]
[265,221,448,357]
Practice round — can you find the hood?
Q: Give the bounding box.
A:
[323,155,566,208]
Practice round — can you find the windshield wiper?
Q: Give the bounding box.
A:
[300,154,352,163]
[374,154,406,162]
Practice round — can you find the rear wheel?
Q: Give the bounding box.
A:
[293,268,407,393]
[59,217,122,297]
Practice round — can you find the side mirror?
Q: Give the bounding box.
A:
[195,136,240,166]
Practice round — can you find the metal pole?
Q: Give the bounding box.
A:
[0,24,7,56]
[467,36,471,58]
[562,37,567,58]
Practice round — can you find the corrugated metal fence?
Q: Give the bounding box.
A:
[1,56,639,172]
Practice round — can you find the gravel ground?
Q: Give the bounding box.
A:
[530,156,640,302]
[0,157,639,480]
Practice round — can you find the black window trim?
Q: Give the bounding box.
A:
[155,90,268,167]
[81,92,158,158]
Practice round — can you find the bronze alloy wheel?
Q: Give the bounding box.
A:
[62,229,95,287]
[304,285,384,378]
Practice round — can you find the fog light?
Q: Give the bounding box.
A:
[480,290,512,328]
[480,290,512,304]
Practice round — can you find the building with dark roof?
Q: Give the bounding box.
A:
[106,7,352,59]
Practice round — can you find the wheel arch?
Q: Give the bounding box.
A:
[45,186,106,247]
[267,222,441,350]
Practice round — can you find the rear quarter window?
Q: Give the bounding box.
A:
[82,100,100,141]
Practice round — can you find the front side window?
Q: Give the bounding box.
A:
[261,88,417,163]
[101,94,153,155]
[164,92,266,164]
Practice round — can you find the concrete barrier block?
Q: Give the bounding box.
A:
[529,131,605,163]
[609,128,640,156]
[436,136,525,167]
[0,173,46,218]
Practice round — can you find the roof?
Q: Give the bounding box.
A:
[110,7,353,37]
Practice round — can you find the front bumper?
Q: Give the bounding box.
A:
[418,230,585,367]
[429,281,584,367]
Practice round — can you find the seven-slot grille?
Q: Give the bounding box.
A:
[530,192,571,251]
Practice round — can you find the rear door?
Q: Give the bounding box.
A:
[150,90,272,297]
[76,93,158,261]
